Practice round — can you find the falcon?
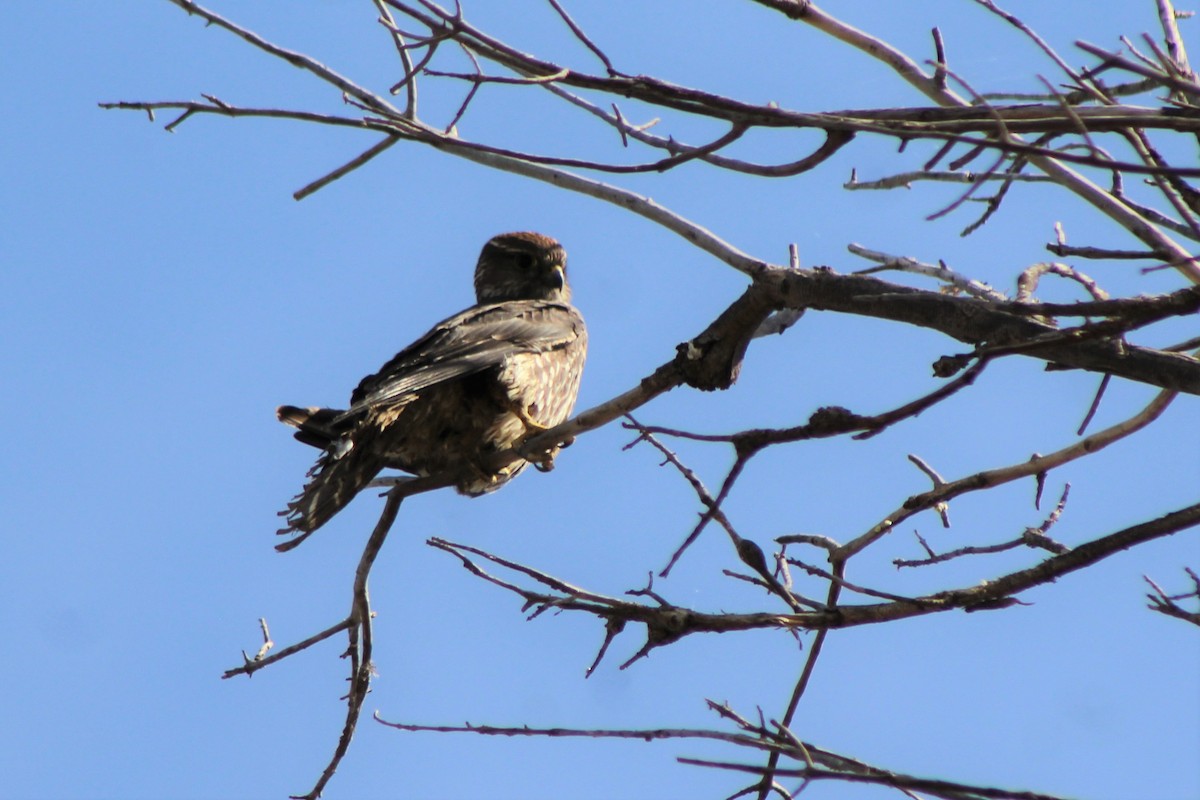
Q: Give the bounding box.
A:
[276,232,587,544]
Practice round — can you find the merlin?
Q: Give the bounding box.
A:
[276,232,587,543]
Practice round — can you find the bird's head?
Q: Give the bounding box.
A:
[475,231,571,303]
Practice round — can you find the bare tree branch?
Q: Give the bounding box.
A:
[113,2,1200,796]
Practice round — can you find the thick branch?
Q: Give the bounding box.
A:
[770,269,1200,393]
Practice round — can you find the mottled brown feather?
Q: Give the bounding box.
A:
[276,232,587,540]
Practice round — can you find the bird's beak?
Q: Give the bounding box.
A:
[549,263,566,291]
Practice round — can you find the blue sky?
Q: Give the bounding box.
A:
[3,2,1197,798]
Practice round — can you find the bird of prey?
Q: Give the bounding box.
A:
[276,232,587,544]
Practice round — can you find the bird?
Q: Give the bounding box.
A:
[275,231,587,546]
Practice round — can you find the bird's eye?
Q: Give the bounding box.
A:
[515,253,535,270]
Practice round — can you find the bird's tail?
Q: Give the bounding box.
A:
[276,406,384,549]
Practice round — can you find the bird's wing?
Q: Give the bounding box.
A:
[347,300,584,411]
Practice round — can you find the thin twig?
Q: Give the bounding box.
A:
[840,389,1177,560]
[296,486,406,800]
